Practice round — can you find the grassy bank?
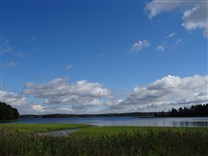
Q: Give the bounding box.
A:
[0,124,208,156]
[75,126,208,136]
[0,123,91,133]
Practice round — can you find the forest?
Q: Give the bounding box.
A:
[0,102,19,121]
[20,104,208,118]
[155,104,208,117]
[1,102,207,119]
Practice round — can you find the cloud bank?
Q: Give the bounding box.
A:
[1,75,207,114]
[120,75,208,112]
[23,78,110,113]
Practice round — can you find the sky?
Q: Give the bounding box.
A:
[0,0,208,114]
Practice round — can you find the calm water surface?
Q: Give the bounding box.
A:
[13,117,208,127]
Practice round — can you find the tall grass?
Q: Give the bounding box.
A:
[0,123,90,133]
[0,128,208,156]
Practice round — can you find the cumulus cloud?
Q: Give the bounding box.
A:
[23,78,111,113]
[2,78,112,114]
[0,89,35,114]
[23,78,112,114]
[145,0,181,18]
[0,89,53,114]
[131,40,150,52]
[2,75,207,114]
[145,0,208,38]
[1,90,27,107]
[120,75,208,112]
[182,3,208,38]
[24,78,110,98]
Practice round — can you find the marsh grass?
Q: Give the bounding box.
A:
[0,123,90,133]
[0,125,208,156]
[75,126,208,136]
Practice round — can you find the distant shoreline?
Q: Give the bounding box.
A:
[20,112,156,118]
[20,104,208,118]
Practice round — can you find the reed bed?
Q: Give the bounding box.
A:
[0,127,208,156]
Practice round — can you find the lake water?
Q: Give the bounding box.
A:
[12,117,208,127]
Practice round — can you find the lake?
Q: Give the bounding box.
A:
[12,117,208,127]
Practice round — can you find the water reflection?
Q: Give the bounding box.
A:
[173,121,208,127]
[12,117,208,127]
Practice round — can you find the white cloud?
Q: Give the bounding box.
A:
[145,0,181,18]
[2,75,207,114]
[65,64,72,71]
[119,75,208,112]
[24,78,110,98]
[23,78,112,114]
[32,105,45,112]
[1,90,27,107]
[0,89,52,114]
[156,32,182,51]
[166,32,176,39]
[4,61,18,68]
[182,3,208,38]
[131,40,150,52]
[0,79,112,114]
[156,44,165,51]
[145,0,208,38]
[174,39,182,47]
[23,78,111,113]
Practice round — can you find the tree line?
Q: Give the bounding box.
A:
[21,104,208,118]
[155,104,208,117]
[0,102,19,121]
[21,112,155,118]
[2,101,207,119]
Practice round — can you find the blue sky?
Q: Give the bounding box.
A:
[1,0,208,114]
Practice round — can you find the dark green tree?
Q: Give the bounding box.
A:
[0,102,19,120]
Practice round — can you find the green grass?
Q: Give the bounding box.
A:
[0,123,91,133]
[75,126,208,136]
[1,123,207,135]
[1,123,208,135]
[0,124,208,156]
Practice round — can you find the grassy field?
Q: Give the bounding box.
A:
[0,123,91,133]
[75,126,208,136]
[1,123,208,135]
[0,124,208,156]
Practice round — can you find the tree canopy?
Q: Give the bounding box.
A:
[155,104,208,117]
[0,102,19,121]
